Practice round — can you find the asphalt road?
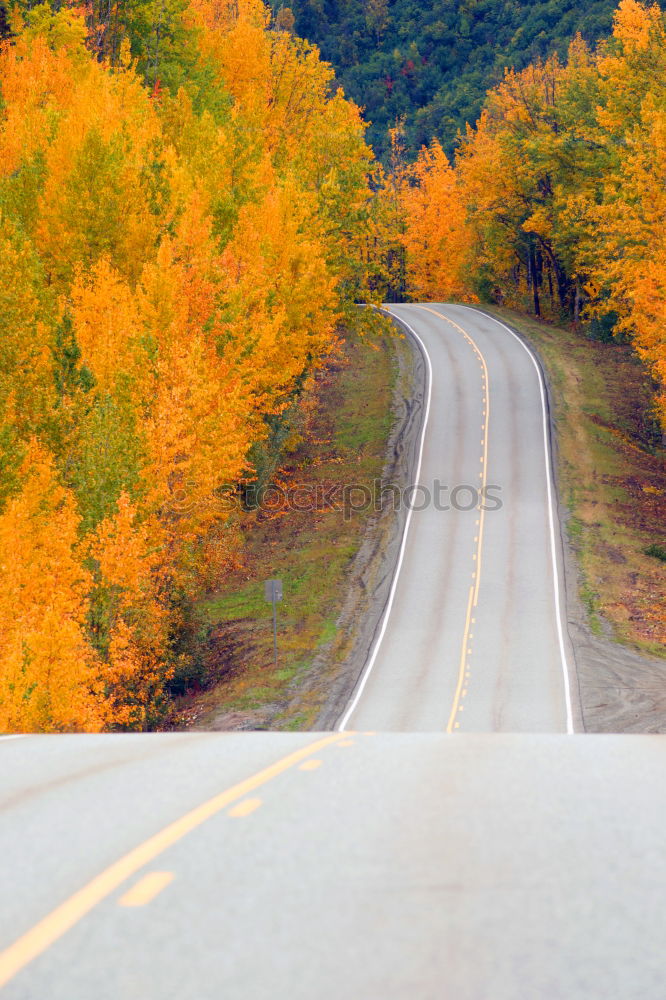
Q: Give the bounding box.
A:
[340,304,577,734]
[1,732,664,999]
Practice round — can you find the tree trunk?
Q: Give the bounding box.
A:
[530,244,541,317]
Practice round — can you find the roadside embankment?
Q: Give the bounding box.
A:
[172,322,422,731]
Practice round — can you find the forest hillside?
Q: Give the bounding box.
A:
[274,0,620,156]
[397,0,666,436]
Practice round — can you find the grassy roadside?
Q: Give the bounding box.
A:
[173,328,397,730]
[487,306,665,658]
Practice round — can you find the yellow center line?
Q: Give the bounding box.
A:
[415,306,492,734]
[118,872,174,908]
[0,732,345,990]
[416,306,490,609]
[299,759,322,771]
[446,585,475,733]
[228,797,262,818]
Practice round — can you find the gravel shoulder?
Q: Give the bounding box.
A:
[309,318,426,729]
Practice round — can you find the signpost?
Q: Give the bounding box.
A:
[264,579,283,668]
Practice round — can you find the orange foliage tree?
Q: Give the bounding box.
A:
[585,0,666,431]
[401,139,475,302]
[0,444,103,732]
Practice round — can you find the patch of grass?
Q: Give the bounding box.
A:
[173,327,398,729]
[274,666,298,683]
[204,586,265,624]
[335,372,393,454]
[580,584,603,636]
[567,516,584,544]
[283,714,307,731]
[318,617,338,644]
[488,306,666,657]
[645,544,666,562]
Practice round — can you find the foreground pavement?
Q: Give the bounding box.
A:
[1,732,663,998]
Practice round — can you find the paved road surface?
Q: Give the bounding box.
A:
[1,732,664,999]
[340,304,577,734]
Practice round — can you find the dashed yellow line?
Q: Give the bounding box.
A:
[416,306,490,608]
[118,872,174,908]
[446,585,475,733]
[299,759,322,771]
[228,797,262,818]
[416,306,492,733]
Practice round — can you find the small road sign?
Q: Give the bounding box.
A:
[264,579,283,603]
[264,579,283,667]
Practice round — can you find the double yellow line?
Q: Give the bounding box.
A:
[0,732,346,990]
[415,307,491,734]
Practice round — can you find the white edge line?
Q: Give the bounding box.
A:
[457,305,575,735]
[337,307,434,732]
[0,736,26,742]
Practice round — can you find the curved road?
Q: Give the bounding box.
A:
[340,303,577,734]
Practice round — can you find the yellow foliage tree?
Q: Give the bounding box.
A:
[88,492,172,730]
[70,259,146,395]
[401,140,475,302]
[0,443,103,732]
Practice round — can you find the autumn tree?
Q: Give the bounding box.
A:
[0,444,103,733]
[401,139,474,302]
[583,0,666,430]
[275,7,295,33]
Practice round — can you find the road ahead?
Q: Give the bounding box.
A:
[340,304,577,734]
